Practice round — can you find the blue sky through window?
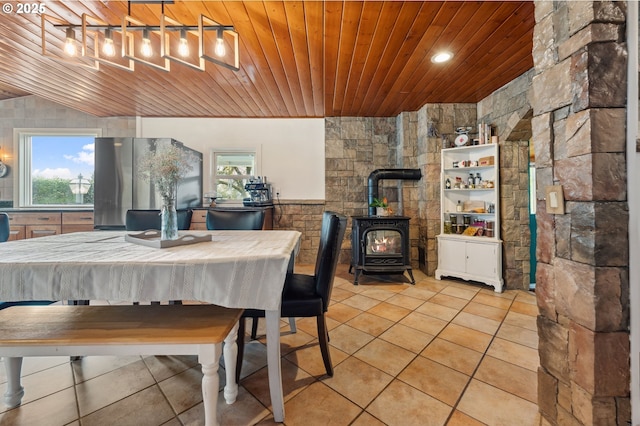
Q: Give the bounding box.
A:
[31,136,94,180]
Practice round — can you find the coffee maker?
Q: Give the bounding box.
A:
[243,176,273,207]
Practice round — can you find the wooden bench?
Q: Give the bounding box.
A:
[0,304,243,426]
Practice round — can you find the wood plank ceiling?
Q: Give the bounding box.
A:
[0,1,534,118]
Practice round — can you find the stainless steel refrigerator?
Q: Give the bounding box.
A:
[94,138,203,229]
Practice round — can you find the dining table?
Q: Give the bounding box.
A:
[0,229,301,423]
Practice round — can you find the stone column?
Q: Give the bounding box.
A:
[532,1,629,424]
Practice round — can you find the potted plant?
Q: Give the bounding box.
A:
[370,197,392,216]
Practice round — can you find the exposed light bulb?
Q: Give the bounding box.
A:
[214,28,225,57]
[102,28,115,57]
[64,28,76,56]
[141,28,152,57]
[431,51,453,63]
[178,29,189,57]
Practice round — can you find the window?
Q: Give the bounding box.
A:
[16,129,101,207]
[212,151,256,202]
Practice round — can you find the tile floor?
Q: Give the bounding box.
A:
[0,264,541,426]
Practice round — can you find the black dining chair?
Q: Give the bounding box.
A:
[125,209,193,231]
[236,211,347,381]
[0,212,10,243]
[205,208,265,231]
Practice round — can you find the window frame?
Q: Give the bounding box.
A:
[210,148,260,204]
[14,128,102,208]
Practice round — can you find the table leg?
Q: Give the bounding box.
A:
[223,321,239,404]
[3,356,25,408]
[265,309,284,422]
[199,344,222,426]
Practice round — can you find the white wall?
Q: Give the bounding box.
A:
[139,117,325,200]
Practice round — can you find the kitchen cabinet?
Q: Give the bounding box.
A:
[190,207,274,231]
[6,211,94,240]
[435,142,503,292]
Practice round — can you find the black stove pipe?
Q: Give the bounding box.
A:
[368,168,422,215]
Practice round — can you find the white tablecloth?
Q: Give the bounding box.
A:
[0,230,301,311]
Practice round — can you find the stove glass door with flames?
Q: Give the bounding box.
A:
[365,229,402,256]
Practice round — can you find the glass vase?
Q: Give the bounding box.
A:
[161,198,178,241]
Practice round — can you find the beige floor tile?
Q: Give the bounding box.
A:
[80,385,175,426]
[385,293,425,310]
[240,357,315,407]
[326,302,362,323]
[503,311,537,331]
[474,355,537,403]
[284,339,349,377]
[157,366,204,414]
[0,362,74,407]
[479,288,517,300]
[324,357,394,408]
[0,356,68,382]
[400,311,449,335]
[283,381,362,425]
[486,338,540,372]
[367,379,452,426]
[462,301,508,322]
[414,277,449,293]
[75,360,156,417]
[510,300,539,316]
[421,338,483,376]
[277,327,317,356]
[237,340,268,381]
[399,285,438,301]
[379,323,435,354]
[439,323,493,353]
[354,338,416,376]
[496,322,539,349]
[0,387,79,425]
[440,285,479,300]
[143,354,198,382]
[294,315,341,337]
[399,357,470,406]
[346,311,395,336]
[367,301,412,322]
[429,293,470,310]
[415,301,459,321]
[342,293,383,311]
[351,411,387,426]
[472,291,514,310]
[452,311,501,335]
[331,286,357,302]
[457,379,539,426]
[328,324,376,354]
[71,355,143,384]
[360,286,398,301]
[515,291,538,305]
[447,409,487,425]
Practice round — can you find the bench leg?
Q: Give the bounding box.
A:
[223,321,239,405]
[199,344,223,426]
[3,357,25,408]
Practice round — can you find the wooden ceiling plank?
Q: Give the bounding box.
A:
[302,1,324,117]
[322,1,344,116]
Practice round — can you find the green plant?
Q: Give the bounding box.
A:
[369,197,388,208]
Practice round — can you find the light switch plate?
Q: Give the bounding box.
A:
[545,185,565,214]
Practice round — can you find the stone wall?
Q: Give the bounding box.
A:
[324,116,421,269]
[478,70,535,290]
[272,200,326,264]
[0,96,136,205]
[532,1,630,424]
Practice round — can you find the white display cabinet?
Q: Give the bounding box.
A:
[435,143,503,292]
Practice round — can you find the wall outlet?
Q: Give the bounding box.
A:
[275,188,281,197]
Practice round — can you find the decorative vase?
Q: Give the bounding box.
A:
[376,207,390,217]
[161,197,178,240]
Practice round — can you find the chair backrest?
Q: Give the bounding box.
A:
[0,212,10,243]
[314,211,348,312]
[206,209,265,230]
[126,209,193,231]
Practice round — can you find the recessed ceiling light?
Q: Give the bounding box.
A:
[431,51,453,63]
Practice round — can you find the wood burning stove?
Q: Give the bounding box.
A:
[350,216,414,285]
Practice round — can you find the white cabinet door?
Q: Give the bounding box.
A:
[465,242,497,279]
[438,238,466,274]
